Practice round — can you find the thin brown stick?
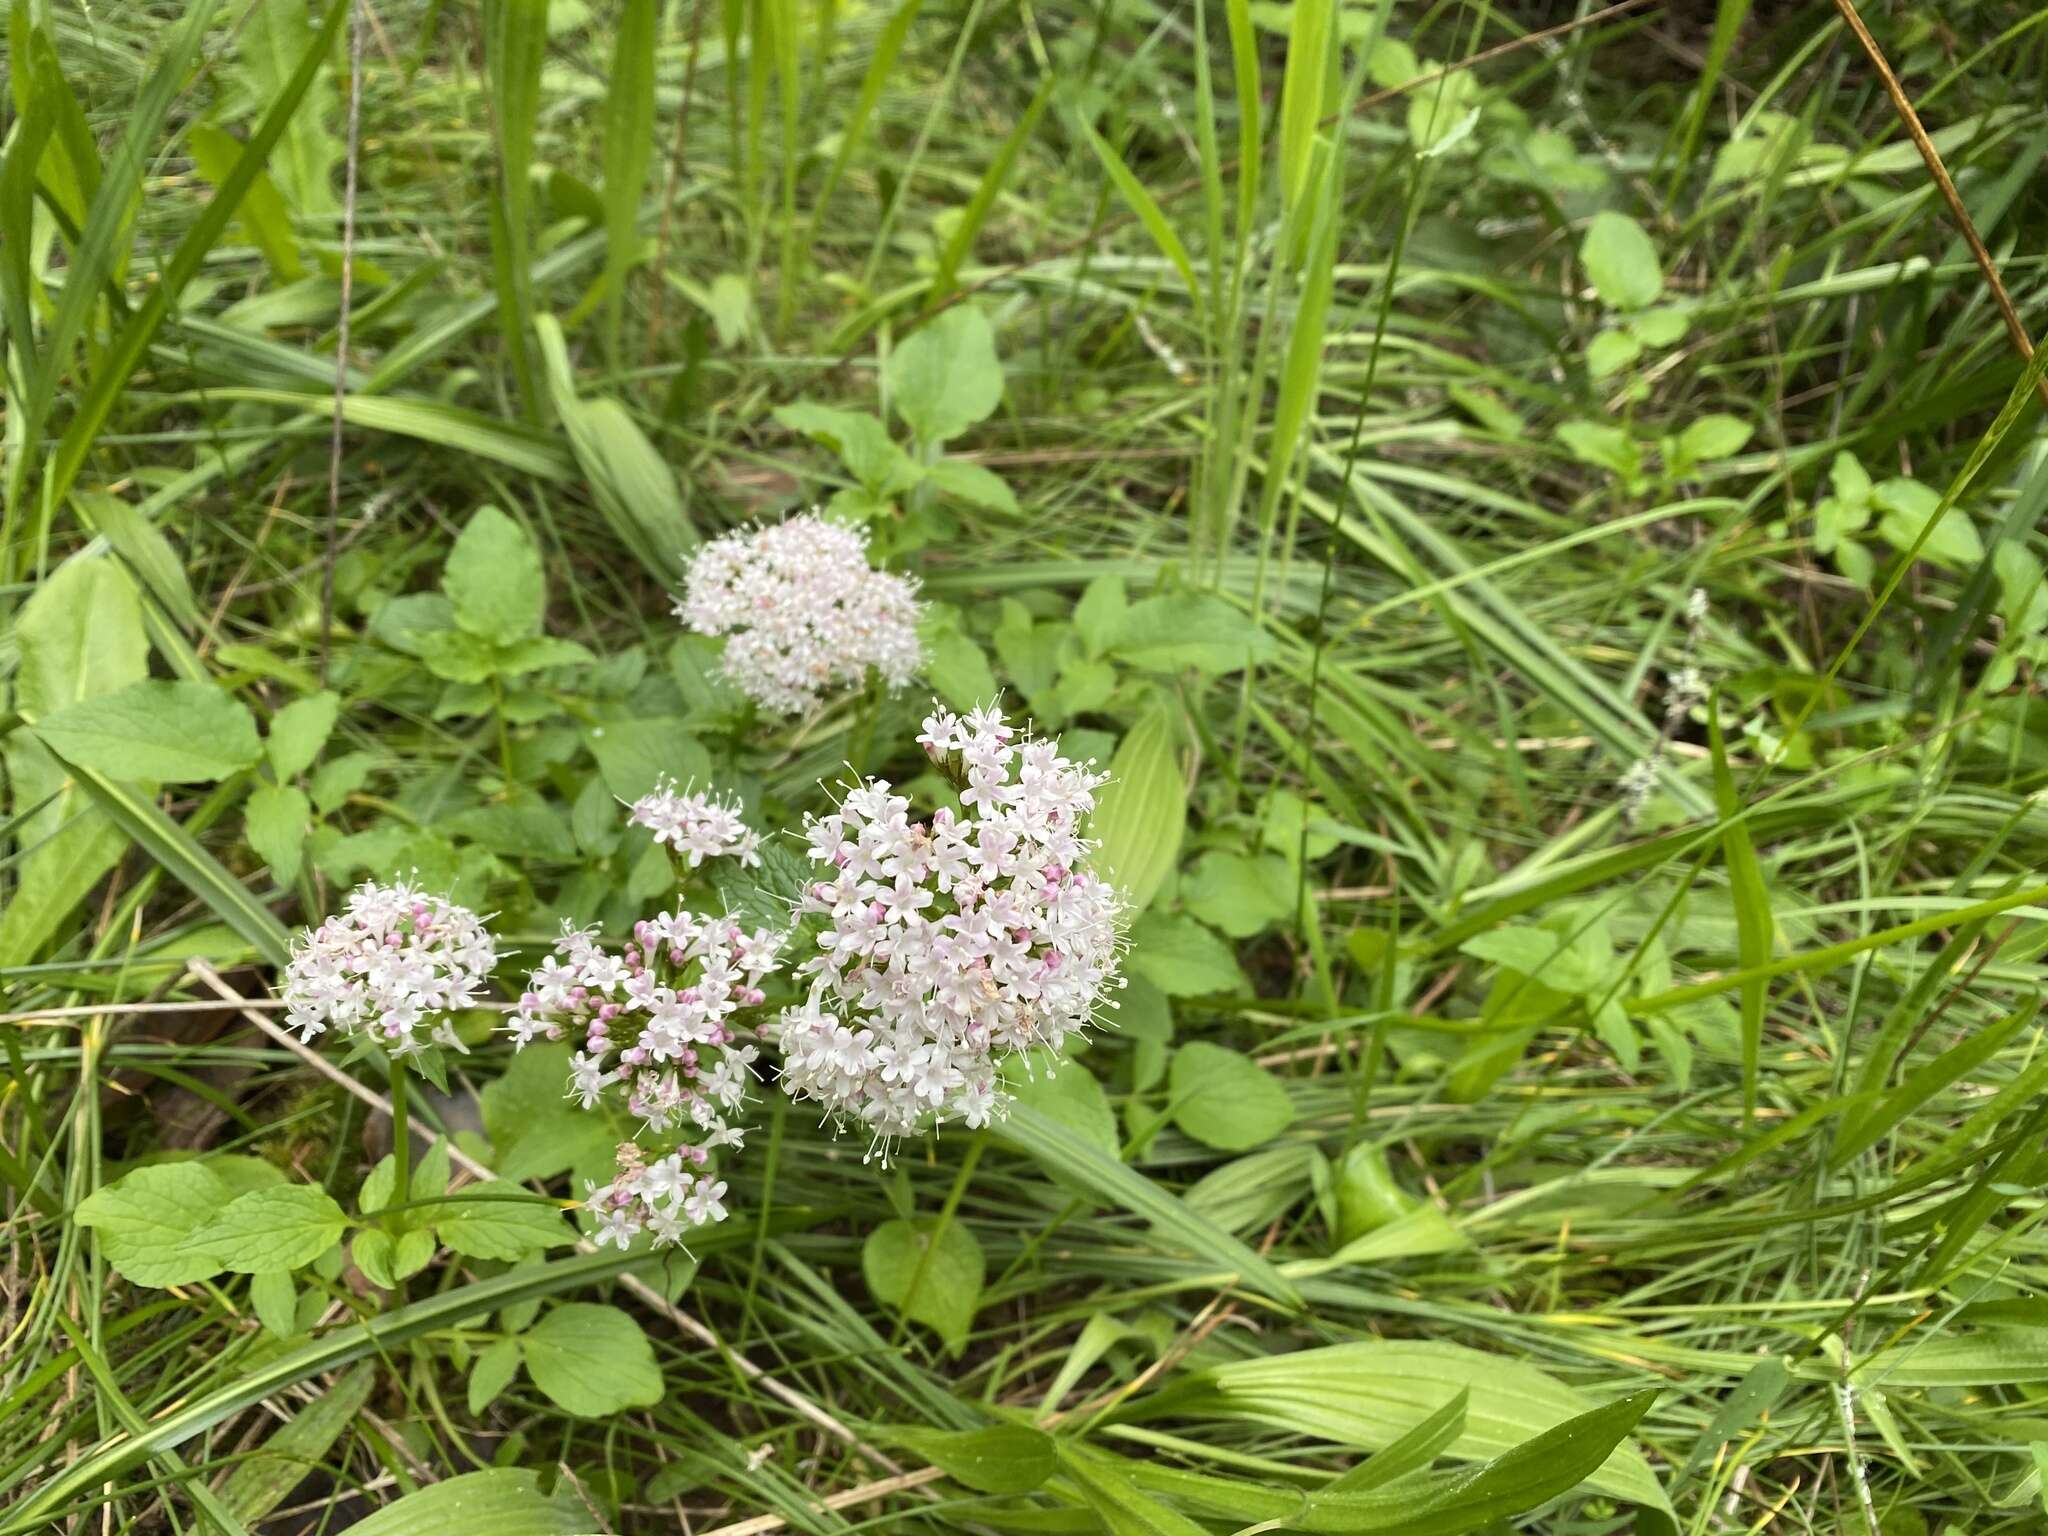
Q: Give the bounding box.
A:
[182,960,894,1468]
[1831,0,2048,410]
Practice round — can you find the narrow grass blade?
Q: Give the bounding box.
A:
[55,756,291,967]
[996,1102,1301,1308]
[603,0,658,365]
[483,0,549,420]
[1709,695,1772,1121]
[37,0,348,530]
[1079,118,1204,319]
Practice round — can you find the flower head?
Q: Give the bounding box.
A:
[627,777,763,868]
[676,512,922,715]
[281,879,495,1059]
[509,911,784,1246]
[771,702,1123,1159]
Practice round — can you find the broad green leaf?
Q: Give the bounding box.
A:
[888,304,1003,445]
[922,609,1000,712]
[561,392,698,575]
[436,1196,577,1261]
[187,122,303,281]
[1007,1054,1119,1199]
[1333,1143,1422,1242]
[1088,709,1185,912]
[1059,1444,1211,1536]
[1580,211,1662,310]
[1182,850,1294,937]
[586,717,711,802]
[882,1425,1056,1494]
[775,403,919,498]
[73,1163,234,1287]
[0,558,148,965]
[484,1043,617,1182]
[1128,912,1247,997]
[1677,413,1753,464]
[521,1303,663,1416]
[344,1470,595,1536]
[238,0,339,216]
[1585,328,1642,379]
[220,1362,373,1524]
[1407,70,1481,157]
[245,783,312,884]
[1169,1041,1295,1152]
[353,1230,396,1289]
[266,691,340,779]
[863,1217,985,1356]
[470,1337,523,1416]
[444,506,544,645]
[34,679,260,783]
[196,1186,349,1275]
[1874,476,1984,569]
[249,1270,298,1339]
[1166,1340,1671,1515]
[1111,592,1272,675]
[925,458,1020,514]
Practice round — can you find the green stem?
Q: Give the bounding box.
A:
[890,1133,985,1347]
[387,1059,411,1225]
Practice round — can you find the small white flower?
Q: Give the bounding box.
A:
[676,511,923,715]
[509,912,785,1248]
[769,701,1124,1160]
[280,879,496,1061]
[628,778,763,868]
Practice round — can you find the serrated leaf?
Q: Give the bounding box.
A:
[34,679,260,783]
[73,1163,233,1287]
[196,1186,349,1274]
[444,506,544,645]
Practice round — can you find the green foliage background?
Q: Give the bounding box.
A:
[5,0,2048,1532]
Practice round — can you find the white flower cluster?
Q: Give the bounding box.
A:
[772,703,1124,1155]
[282,880,496,1059]
[508,912,783,1246]
[584,1144,730,1250]
[627,777,762,868]
[676,512,922,715]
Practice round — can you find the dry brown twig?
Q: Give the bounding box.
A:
[1830,0,2048,410]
